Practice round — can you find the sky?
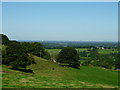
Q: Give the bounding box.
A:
[2,2,118,41]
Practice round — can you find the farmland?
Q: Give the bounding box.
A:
[46,48,118,57]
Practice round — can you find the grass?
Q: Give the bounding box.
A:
[46,48,118,58]
[45,49,61,57]
[46,48,88,57]
[76,48,88,52]
[2,56,119,88]
[98,49,118,54]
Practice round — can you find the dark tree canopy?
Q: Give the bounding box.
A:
[1,34,51,71]
[79,51,88,57]
[30,42,45,57]
[57,47,80,68]
[3,41,35,69]
[0,34,9,45]
[114,52,120,69]
[21,42,51,59]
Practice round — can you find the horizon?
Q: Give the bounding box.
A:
[14,39,118,42]
[2,2,118,42]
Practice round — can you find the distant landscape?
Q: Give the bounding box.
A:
[18,40,118,48]
[1,1,119,89]
[1,34,119,88]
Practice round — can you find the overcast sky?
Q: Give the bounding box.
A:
[2,2,118,41]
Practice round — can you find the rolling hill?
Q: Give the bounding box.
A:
[2,55,119,88]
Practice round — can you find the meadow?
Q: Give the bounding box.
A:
[46,48,118,57]
[1,45,119,88]
[2,55,119,88]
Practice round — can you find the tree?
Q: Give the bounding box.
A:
[0,34,9,45]
[98,54,114,69]
[21,42,33,53]
[30,42,45,57]
[79,51,88,57]
[4,41,35,69]
[43,51,51,60]
[114,52,120,69]
[21,42,51,60]
[57,47,80,68]
[89,48,99,60]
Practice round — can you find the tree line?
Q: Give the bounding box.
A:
[81,48,120,70]
[1,34,50,70]
[1,34,80,70]
[1,34,119,71]
[41,41,118,49]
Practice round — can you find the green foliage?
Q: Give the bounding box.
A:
[83,51,119,70]
[3,41,35,69]
[28,54,36,64]
[89,48,99,58]
[21,42,33,53]
[99,54,115,69]
[57,47,80,68]
[21,42,51,60]
[79,51,88,57]
[46,48,118,70]
[30,42,45,57]
[43,51,51,60]
[114,52,120,69]
[0,34,9,45]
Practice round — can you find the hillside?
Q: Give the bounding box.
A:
[2,56,119,88]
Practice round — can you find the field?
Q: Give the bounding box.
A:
[46,48,118,57]
[45,49,61,57]
[2,55,119,88]
[45,48,88,57]
[2,46,119,88]
[98,49,118,54]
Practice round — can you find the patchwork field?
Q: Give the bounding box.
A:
[46,48,118,57]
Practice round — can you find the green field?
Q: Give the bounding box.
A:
[46,48,118,57]
[45,48,88,57]
[45,49,61,57]
[2,56,119,88]
[98,49,118,54]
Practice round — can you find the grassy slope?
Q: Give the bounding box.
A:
[2,56,119,88]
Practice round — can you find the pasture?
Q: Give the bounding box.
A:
[46,48,118,57]
[98,49,118,54]
[2,56,119,88]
